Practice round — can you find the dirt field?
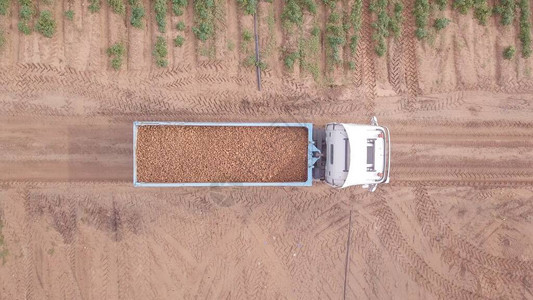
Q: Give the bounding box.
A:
[0,0,533,299]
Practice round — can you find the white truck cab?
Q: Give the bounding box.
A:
[313,117,391,191]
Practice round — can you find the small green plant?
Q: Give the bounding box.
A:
[281,0,316,29]
[89,0,101,12]
[155,0,167,32]
[0,0,10,15]
[311,26,320,36]
[236,0,257,15]
[493,0,515,25]
[227,39,235,50]
[473,0,491,25]
[0,30,5,50]
[18,0,34,33]
[130,6,144,28]
[153,36,168,67]
[0,247,8,265]
[244,54,267,70]
[35,10,56,38]
[198,44,215,58]
[176,21,186,31]
[20,5,32,19]
[174,35,185,47]
[172,0,187,16]
[518,0,531,58]
[47,248,55,255]
[322,0,335,9]
[242,29,252,42]
[284,51,299,70]
[107,42,125,70]
[435,0,447,10]
[193,23,214,41]
[503,46,515,59]
[282,0,303,27]
[108,0,125,15]
[64,9,74,20]
[433,17,450,30]
[0,220,8,265]
[347,60,355,70]
[18,21,31,34]
[452,0,474,14]
[172,0,185,15]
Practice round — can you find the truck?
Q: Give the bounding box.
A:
[133,117,390,191]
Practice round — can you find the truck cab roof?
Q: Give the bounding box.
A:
[324,122,390,190]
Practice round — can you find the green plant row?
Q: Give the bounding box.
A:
[518,0,531,58]
[155,0,167,32]
[172,0,187,16]
[298,25,321,79]
[18,0,33,34]
[389,2,403,37]
[281,0,316,29]
[473,0,491,25]
[433,17,450,30]
[154,36,168,67]
[326,12,345,63]
[131,6,145,28]
[236,0,257,15]
[107,42,125,69]
[0,0,9,16]
[192,0,216,41]
[89,0,101,13]
[435,0,447,10]
[451,0,490,25]
[413,0,429,40]
[108,0,125,15]
[494,0,515,25]
[348,0,362,54]
[452,0,473,14]
[370,0,395,56]
[128,0,145,28]
[35,10,56,37]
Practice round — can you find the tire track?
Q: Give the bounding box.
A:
[401,0,420,103]
[360,0,377,112]
[414,186,533,274]
[388,36,407,95]
[412,186,531,298]
[371,196,485,299]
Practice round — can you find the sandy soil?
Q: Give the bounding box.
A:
[0,0,532,299]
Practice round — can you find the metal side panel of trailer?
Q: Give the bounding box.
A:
[133,121,320,187]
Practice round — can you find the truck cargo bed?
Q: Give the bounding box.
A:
[133,122,316,187]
